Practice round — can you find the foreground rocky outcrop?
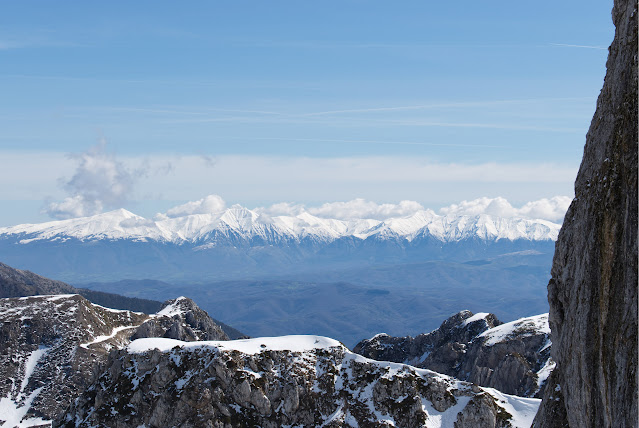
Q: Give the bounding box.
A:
[533,0,638,427]
[0,294,229,426]
[0,294,148,426]
[56,336,541,428]
[354,311,552,398]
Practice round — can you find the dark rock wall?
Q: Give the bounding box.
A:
[534,0,638,426]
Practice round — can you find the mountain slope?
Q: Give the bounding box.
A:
[0,261,77,297]
[0,261,162,313]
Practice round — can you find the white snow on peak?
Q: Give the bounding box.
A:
[479,314,550,346]
[127,335,343,355]
[363,210,438,240]
[155,297,189,318]
[0,205,561,245]
[462,312,491,326]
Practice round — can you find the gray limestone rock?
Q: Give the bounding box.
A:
[533,0,638,426]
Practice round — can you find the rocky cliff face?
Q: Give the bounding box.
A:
[533,0,638,427]
[55,336,541,428]
[0,294,229,426]
[354,311,552,398]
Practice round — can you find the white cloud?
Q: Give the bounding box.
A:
[164,194,226,218]
[43,141,146,219]
[0,149,577,224]
[517,196,573,221]
[439,196,572,222]
[253,199,425,221]
[161,195,570,222]
[44,195,103,220]
[254,202,306,217]
[306,199,425,220]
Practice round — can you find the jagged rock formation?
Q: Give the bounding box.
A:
[0,294,230,426]
[533,0,638,427]
[132,296,229,342]
[56,336,541,428]
[354,311,552,398]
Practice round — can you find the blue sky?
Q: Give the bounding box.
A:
[0,1,614,225]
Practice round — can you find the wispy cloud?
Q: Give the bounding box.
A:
[0,34,85,50]
[251,137,505,149]
[0,40,26,50]
[102,106,286,116]
[550,43,607,50]
[0,74,321,90]
[233,39,539,51]
[382,120,582,133]
[143,96,591,133]
[298,97,592,117]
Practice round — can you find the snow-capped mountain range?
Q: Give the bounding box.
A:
[0,206,560,283]
[0,205,560,245]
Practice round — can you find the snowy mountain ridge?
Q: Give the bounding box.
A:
[59,332,541,427]
[0,206,561,245]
